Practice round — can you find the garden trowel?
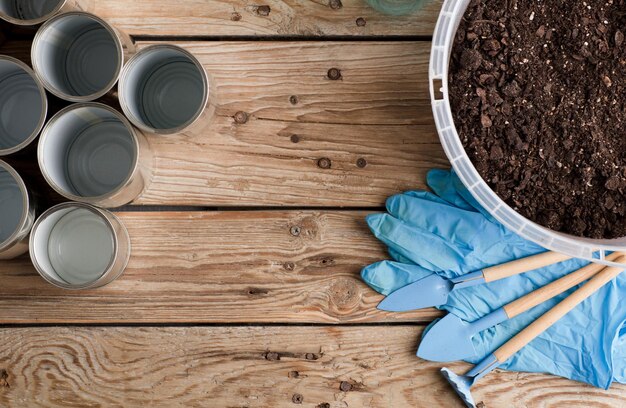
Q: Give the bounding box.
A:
[378,251,571,312]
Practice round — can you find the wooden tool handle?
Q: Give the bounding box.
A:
[482,251,571,283]
[503,252,623,318]
[494,255,626,362]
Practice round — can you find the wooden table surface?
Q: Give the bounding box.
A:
[1,1,625,407]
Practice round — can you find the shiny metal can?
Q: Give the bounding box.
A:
[0,56,48,156]
[119,44,216,136]
[38,102,153,208]
[0,159,36,260]
[30,202,130,290]
[31,11,135,102]
[0,0,94,26]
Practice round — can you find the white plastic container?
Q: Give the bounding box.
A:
[429,0,626,267]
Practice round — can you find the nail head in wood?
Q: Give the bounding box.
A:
[290,134,300,143]
[284,262,295,271]
[234,111,248,124]
[292,393,303,404]
[329,0,343,10]
[289,95,299,105]
[317,158,332,169]
[327,68,342,80]
[356,158,367,168]
[339,381,353,392]
[290,226,301,236]
[256,5,271,16]
[356,17,366,27]
[231,12,242,21]
[264,351,280,361]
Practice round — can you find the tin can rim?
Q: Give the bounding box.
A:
[29,202,127,290]
[31,11,125,102]
[37,102,142,205]
[119,44,210,135]
[0,56,49,156]
[0,0,67,26]
[0,160,31,252]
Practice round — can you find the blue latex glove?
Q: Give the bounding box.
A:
[362,169,626,389]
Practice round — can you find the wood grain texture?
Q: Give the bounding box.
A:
[133,41,447,206]
[90,0,443,37]
[1,326,624,408]
[0,211,441,324]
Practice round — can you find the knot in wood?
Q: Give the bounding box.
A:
[329,278,359,308]
[234,111,248,124]
[317,158,332,169]
[0,369,8,388]
[231,12,242,21]
[292,393,304,404]
[327,68,342,80]
[290,134,300,143]
[317,404,331,408]
[329,0,343,10]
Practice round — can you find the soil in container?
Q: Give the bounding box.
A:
[449,0,626,239]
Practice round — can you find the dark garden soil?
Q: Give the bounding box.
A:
[449,0,626,239]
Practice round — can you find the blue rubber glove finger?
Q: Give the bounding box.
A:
[385,192,491,245]
[366,213,471,274]
[402,190,471,210]
[361,261,434,296]
[384,193,544,267]
[425,168,476,212]
[448,170,499,223]
[612,329,626,383]
[387,247,416,265]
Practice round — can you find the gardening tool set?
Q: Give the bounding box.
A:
[378,243,626,407]
[0,0,213,288]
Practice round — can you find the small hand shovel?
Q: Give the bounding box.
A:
[378,251,571,311]
[442,254,626,408]
[417,251,622,362]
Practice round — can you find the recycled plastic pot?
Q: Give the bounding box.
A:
[429,0,626,267]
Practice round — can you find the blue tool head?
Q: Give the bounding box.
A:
[441,367,476,408]
[417,313,476,362]
[377,273,453,311]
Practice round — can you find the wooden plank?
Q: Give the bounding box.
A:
[133,41,447,206]
[0,41,447,207]
[1,325,623,407]
[90,0,443,37]
[0,211,441,324]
